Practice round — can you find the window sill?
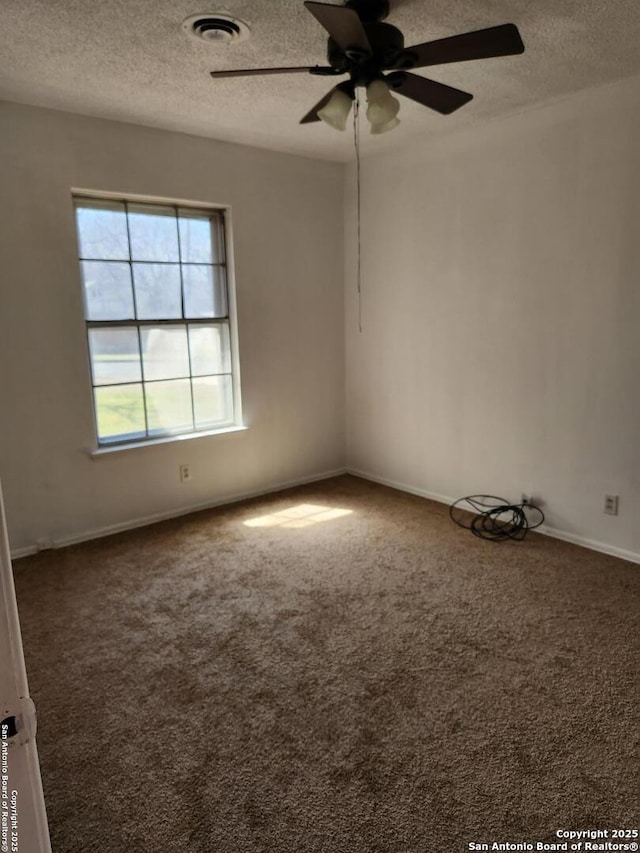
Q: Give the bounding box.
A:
[89,425,248,457]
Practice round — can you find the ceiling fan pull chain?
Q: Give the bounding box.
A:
[353,93,362,334]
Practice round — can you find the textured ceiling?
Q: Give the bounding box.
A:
[2,0,640,162]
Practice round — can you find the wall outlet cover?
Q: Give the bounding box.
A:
[604,494,619,516]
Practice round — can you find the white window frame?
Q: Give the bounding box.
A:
[72,190,244,453]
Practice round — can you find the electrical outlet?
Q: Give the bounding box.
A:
[604,494,619,516]
[180,465,192,483]
[521,492,543,508]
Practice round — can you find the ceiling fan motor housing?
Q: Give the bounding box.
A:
[327,21,405,83]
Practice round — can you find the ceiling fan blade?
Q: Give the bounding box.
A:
[304,1,372,55]
[210,66,317,78]
[387,72,473,114]
[300,86,341,124]
[400,23,525,69]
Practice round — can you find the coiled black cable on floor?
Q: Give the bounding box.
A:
[449,494,544,542]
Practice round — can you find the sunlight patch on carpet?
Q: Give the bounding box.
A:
[243,503,353,529]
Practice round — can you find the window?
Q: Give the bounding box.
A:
[73,196,240,447]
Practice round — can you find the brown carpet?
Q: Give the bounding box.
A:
[13,475,639,852]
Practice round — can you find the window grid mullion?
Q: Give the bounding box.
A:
[91,371,232,390]
[124,201,150,439]
[123,200,138,322]
[136,326,150,439]
[86,318,228,328]
[175,207,197,432]
[78,258,227,268]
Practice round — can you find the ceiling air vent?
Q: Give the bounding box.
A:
[182,13,251,45]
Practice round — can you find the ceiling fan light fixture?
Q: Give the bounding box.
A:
[317,87,354,131]
[366,79,400,133]
[370,116,400,134]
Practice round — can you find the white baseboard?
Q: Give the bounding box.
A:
[11,467,348,560]
[347,467,640,566]
[14,466,639,567]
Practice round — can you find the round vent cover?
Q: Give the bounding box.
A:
[182,13,251,44]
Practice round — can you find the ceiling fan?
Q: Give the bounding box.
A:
[209,0,525,134]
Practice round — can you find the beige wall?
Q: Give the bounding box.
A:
[4,73,640,562]
[0,102,345,554]
[345,75,640,561]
